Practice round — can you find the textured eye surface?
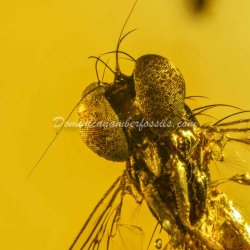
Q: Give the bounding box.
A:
[78,83,129,162]
[134,54,186,135]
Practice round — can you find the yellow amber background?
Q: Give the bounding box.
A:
[1,0,250,249]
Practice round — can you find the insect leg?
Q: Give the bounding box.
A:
[137,170,183,249]
[209,188,250,249]
[212,174,250,187]
[171,153,224,250]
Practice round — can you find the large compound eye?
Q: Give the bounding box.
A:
[134,54,186,136]
[77,82,129,162]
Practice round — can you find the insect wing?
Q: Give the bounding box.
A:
[69,175,122,250]
[69,174,144,250]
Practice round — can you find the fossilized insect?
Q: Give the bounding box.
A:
[69,3,250,250]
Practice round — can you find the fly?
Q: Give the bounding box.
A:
[26,1,250,250]
[68,1,250,250]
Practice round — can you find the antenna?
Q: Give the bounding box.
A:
[115,0,137,75]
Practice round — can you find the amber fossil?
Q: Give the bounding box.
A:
[68,46,250,249]
[68,8,250,249]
